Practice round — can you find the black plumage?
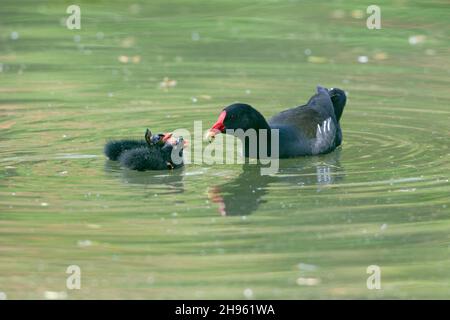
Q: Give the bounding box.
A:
[104,129,184,171]
[104,139,148,161]
[207,86,347,158]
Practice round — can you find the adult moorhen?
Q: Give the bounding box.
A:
[206,86,347,158]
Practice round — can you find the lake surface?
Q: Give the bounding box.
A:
[0,0,449,299]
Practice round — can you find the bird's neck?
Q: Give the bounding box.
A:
[251,112,271,131]
[241,126,278,159]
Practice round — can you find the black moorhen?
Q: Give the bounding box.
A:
[104,129,184,170]
[206,86,347,158]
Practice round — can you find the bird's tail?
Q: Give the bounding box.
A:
[104,139,147,160]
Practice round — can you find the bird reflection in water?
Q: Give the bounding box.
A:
[104,160,184,195]
[208,150,344,216]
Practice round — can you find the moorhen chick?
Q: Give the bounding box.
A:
[206,86,347,158]
[104,129,184,170]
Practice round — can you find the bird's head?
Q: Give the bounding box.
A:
[206,103,268,142]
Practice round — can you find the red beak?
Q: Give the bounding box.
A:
[211,111,226,133]
[161,133,188,148]
[206,111,226,141]
[162,133,173,143]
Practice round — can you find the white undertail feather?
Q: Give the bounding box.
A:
[312,117,335,155]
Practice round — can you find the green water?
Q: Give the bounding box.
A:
[1,0,449,299]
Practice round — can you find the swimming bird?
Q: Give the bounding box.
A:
[104,129,184,170]
[206,86,347,158]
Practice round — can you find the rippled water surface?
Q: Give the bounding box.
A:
[1,0,449,299]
